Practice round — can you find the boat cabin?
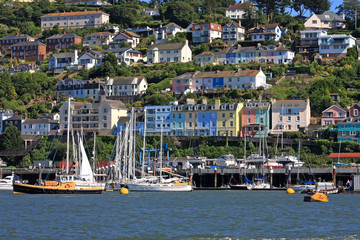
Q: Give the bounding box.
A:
[59,175,75,183]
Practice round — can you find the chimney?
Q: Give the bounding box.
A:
[241,0,245,3]
[106,76,110,81]
[245,99,251,103]
[202,98,207,105]
[343,13,345,20]
[216,70,220,74]
[215,98,220,110]
[186,98,196,105]
[237,44,241,49]
[185,39,189,46]
[84,8,87,12]
[278,42,282,48]
[238,20,242,27]
[100,95,106,102]
[257,42,261,47]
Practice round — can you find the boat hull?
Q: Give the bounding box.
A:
[229,184,248,190]
[0,184,13,191]
[13,183,103,194]
[127,183,192,192]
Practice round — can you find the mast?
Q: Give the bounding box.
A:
[297,140,301,183]
[92,132,96,175]
[159,117,163,182]
[244,126,246,161]
[141,109,147,178]
[132,111,137,179]
[66,97,71,174]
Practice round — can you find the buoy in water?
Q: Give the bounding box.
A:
[120,188,129,194]
[304,192,328,202]
[286,188,295,194]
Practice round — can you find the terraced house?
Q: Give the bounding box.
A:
[56,78,105,101]
[0,34,34,51]
[172,68,269,93]
[11,41,47,62]
[83,32,114,47]
[215,98,243,137]
[40,9,110,30]
[171,99,218,136]
[241,99,271,137]
[46,33,82,52]
[270,99,311,134]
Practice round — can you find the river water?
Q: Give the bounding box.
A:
[0,190,359,239]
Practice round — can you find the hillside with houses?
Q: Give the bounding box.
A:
[1,0,360,167]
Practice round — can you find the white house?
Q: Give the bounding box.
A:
[83,32,114,47]
[78,50,102,70]
[103,47,143,65]
[147,40,192,64]
[318,34,356,58]
[22,118,59,135]
[222,21,245,46]
[156,22,184,43]
[191,23,222,44]
[249,24,285,42]
[142,6,160,16]
[111,31,140,48]
[304,11,346,30]
[226,0,256,19]
[105,76,148,96]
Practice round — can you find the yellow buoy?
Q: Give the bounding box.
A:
[304,192,328,202]
[120,188,129,194]
[286,188,295,194]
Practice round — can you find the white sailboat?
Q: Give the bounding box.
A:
[126,109,192,192]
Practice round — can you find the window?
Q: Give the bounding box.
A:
[287,116,291,122]
[222,121,225,127]
[297,125,300,130]
[312,20,317,24]
[354,109,358,116]
[230,113,233,118]
[222,113,225,118]
[189,113,192,118]
[342,131,346,136]
[189,122,192,127]
[296,116,300,121]
[248,118,251,124]
[230,121,233,127]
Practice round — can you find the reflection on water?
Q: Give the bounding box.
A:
[0,191,359,239]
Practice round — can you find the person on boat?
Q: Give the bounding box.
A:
[346,179,350,189]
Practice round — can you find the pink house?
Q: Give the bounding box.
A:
[321,104,347,126]
[172,72,195,93]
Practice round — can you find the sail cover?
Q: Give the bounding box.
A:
[79,137,94,181]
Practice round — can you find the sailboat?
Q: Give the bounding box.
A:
[125,109,192,192]
[13,98,103,194]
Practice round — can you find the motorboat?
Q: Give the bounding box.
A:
[0,174,23,191]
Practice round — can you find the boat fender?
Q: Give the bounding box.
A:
[65,184,71,188]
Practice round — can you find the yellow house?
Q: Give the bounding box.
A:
[215,98,243,137]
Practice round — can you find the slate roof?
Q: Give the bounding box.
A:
[47,33,81,39]
[104,47,141,54]
[52,52,75,59]
[272,99,309,109]
[147,42,186,51]
[164,22,182,29]
[317,11,345,22]
[192,69,260,79]
[0,34,34,40]
[11,41,46,47]
[23,119,58,124]
[108,76,145,85]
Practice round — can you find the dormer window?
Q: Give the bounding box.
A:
[189,105,193,110]
[229,104,234,110]
[194,105,198,110]
[221,104,226,110]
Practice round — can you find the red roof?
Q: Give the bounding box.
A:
[328,153,360,158]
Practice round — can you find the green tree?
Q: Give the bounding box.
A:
[1,124,23,151]
[5,85,17,100]
[104,52,118,66]
[164,1,196,28]
[336,0,360,20]
[346,46,358,59]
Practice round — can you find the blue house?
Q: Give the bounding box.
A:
[171,104,186,136]
[337,117,360,143]
[145,105,172,135]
